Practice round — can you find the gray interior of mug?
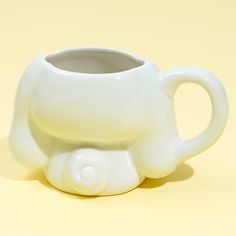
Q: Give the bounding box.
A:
[46,49,144,74]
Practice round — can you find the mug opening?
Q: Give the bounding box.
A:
[45,48,145,74]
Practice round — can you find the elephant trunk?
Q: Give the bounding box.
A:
[64,149,111,196]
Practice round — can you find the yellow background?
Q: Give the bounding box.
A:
[0,0,235,235]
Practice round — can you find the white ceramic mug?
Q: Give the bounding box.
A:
[9,47,228,196]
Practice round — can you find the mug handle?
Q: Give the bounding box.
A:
[159,67,228,162]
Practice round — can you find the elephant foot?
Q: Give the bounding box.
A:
[44,147,145,196]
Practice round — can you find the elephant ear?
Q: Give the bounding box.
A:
[9,58,53,168]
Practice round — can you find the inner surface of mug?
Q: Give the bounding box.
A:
[46,48,144,74]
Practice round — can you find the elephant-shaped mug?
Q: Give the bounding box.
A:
[9,47,228,196]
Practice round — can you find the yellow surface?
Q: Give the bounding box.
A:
[0,0,235,235]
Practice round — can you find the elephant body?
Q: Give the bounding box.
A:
[9,48,228,196]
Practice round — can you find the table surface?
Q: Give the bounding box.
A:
[0,0,235,235]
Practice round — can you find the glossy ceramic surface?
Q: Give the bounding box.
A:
[9,47,228,196]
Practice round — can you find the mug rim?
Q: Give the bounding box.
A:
[41,47,149,77]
